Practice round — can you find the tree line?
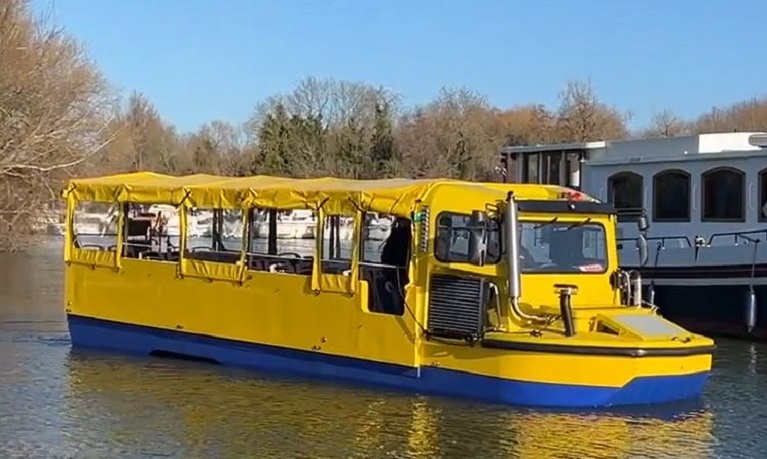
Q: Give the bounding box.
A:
[2,0,767,249]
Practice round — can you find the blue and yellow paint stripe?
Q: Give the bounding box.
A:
[67,314,710,408]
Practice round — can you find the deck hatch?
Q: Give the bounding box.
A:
[427,273,487,341]
[608,314,689,338]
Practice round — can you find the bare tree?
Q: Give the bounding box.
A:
[498,104,557,146]
[555,79,629,142]
[692,97,767,134]
[0,0,116,250]
[396,87,506,180]
[177,120,249,175]
[642,109,690,138]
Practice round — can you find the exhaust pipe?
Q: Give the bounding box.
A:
[506,192,545,321]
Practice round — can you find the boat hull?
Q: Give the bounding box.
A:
[67,314,710,409]
[643,281,767,340]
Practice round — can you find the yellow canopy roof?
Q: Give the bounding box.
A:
[62,172,584,217]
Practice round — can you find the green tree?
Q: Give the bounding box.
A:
[369,102,399,177]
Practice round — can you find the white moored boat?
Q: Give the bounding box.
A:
[501,131,767,339]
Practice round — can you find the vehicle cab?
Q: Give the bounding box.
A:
[419,182,649,338]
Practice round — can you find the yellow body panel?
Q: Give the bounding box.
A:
[422,341,711,386]
[66,259,421,370]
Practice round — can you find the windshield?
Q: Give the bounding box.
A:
[519,220,607,273]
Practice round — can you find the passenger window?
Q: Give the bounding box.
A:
[245,208,315,275]
[759,168,767,222]
[607,172,643,210]
[72,201,118,252]
[653,169,691,221]
[702,167,745,222]
[184,208,243,264]
[361,213,393,263]
[121,203,181,262]
[519,221,607,274]
[360,213,408,316]
[321,214,354,275]
[434,212,501,264]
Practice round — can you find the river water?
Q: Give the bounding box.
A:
[0,239,764,459]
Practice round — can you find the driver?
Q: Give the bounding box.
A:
[381,217,412,284]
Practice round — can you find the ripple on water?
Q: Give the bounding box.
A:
[0,239,766,458]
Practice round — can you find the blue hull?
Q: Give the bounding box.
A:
[67,315,709,408]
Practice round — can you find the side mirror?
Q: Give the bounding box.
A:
[637,234,649,266]
[467,210,489,267]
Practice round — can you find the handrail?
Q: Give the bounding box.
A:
[617,235,692,248]
[619,229,767,249]
[708,229,767,246]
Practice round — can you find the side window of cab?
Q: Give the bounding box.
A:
[434,212,501,263]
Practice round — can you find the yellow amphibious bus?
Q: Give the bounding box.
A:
[61,172,715,408]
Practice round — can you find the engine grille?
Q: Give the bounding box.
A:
[427,273,487,340]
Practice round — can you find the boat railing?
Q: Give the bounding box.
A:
[707,229,767,246]
[619,230,767,250]
[617,235,692,249]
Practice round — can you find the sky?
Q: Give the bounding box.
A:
[32,0,767,134]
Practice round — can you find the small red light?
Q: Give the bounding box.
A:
[561,191,584,201]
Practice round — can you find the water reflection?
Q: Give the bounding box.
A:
[62,349,717,459]
[1,238,766,459]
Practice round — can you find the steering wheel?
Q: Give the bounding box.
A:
[277,252,302,258]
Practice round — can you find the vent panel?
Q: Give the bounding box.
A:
[427,273,486,340]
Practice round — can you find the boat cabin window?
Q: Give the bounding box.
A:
[521,152,562,185]
[702,167,745,222]
[321,214,353,275]
[435,212,501,264]
[518,151,582,188]
[121,203,181,262]
[758,168,767,222]
[519,221,607,274]
[245,208,315,275]
[71,201,118,252]
[541,152,562,185]
[522,154,539,183]
[607,172,643,211]
[516,151,584,189]
[360,213,408,316]
[653,169,691,222]
[184,208,243,264]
